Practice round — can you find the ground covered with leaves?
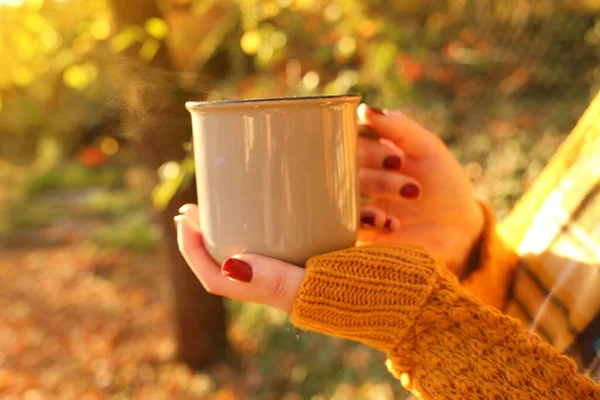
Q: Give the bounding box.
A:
[0,162,406,400]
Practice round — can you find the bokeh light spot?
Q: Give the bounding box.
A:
[241,30,261,55]
[258,44,274,62]
[99,136,119,156]
[295,0,314,10]
[302,71,319,91]
[270,31,286,48]
[359,19,378,38]
[324,5,341,22]
[145,17,168,40]
[290,365,307,383]
[13,68,35,87]
[91,19,111,41]
[262,1,280,18]
[24,14,45,33]
[337,36,356,57]
[159,161,180,180]
[286,59,301,86]
[0,0,25,7]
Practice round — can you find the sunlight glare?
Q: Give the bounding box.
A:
[0,0,25,7]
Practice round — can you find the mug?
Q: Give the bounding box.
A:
[186,94,361,266]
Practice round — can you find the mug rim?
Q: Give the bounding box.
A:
[186,94,361,111]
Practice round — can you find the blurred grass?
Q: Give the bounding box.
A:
[21,162,124,199]
[90,212,160,252]
[0,161,159,252]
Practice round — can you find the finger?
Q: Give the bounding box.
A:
[357,104,446,156]
[358,136,405,171]
[178,203,200,232]
[360,205,400,231]
[358,124,378,139]
[176,214,229,293]
[222,254,305,313]
[176,214,304,313]
[359,167,422,199]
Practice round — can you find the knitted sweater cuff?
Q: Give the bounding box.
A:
[290,245,442,355]
[291,245,600,398]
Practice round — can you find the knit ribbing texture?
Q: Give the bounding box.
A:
[291,244,600,399]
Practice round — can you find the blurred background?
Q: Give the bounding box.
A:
[0,0,599,398]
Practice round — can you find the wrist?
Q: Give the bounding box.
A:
[455,201,486,279]
[291,245,441,354]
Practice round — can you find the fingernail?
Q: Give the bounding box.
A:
[384,219,393,230]
[222,257,253,283]
[400,184,420,199]
[367,105,386,115]
[174,214,183,230]
[382,155,401,170]
[360,213,376,227]
[178,205,190,214]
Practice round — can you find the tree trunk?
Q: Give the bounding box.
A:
[107,0,230,369]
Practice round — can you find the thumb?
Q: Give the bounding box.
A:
[358,104,446,156]
[222,254,306,313]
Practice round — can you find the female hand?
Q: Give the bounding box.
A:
[356,104,484,275]
[175,204,303,313]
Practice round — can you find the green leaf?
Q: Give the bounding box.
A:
[152,174,182,211]
[12,67,35,87]
[62,62,97,91]
[144,17,168,40]
[109,26,145,53]
[138,38,160,62]
[15,30,37,60]
[152,157,195,211]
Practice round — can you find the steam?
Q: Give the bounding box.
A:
[90,49,222,169]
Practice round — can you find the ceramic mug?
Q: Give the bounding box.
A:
[186,95,361,266]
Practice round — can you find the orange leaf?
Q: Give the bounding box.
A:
[78,146,106,167]
[395,54,423,83]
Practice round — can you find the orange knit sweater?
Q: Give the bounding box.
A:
[291,241,600,398]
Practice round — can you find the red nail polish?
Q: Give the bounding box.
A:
[368,105,385,115]
[382,155,401,170]
[361,213,376,226]
[384,219,393,230]
[222,258,253,282]
[400,184,420,199]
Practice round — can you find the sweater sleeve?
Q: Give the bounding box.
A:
[291,245,600,399]
[460,202,521,310]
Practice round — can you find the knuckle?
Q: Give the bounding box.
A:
[264,275,289,301]
[359,169,393,195]
[373,176,390,194]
